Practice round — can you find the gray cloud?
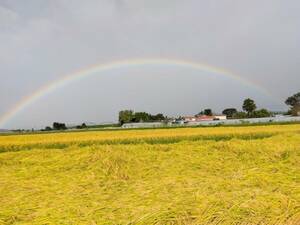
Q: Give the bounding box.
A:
[0,0,299,128]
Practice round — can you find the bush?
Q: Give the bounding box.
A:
[251,109,272,118]
[234,112,248,119]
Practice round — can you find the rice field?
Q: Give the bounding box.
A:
[0,124,299,224]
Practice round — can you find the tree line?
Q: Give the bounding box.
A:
[189,98,271,119]
[221,92,300,119]
[42,91,300,130]
[43,122,67,131]
[43,122,88,131]
[118,110,165,125]
[221,98,271,119]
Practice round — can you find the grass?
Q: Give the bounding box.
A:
[0,125,299,224]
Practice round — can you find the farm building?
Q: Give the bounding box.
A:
[214,115,227,120]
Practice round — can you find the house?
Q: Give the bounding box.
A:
[183,115,227,123]
[196,115,216,121]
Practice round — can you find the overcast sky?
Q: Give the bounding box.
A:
[0,0,299,129]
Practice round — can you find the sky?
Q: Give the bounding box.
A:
[0,0,299,129]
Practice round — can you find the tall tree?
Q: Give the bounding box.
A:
[242,98,256,115]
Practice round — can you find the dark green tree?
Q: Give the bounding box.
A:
[252,109,271,118]
[242,98,257,116]
[197,109,212,116]
[234,111,248,119]
[119,110,166,124]
[133,112,150,122]
[151,113,165,121]
[118,110,134,125]
[285,92,300,107]
[76,123,87,129]
[222,108,237,118]
[285,92,300,116]
[45,126,52,131]
[53,122,67,130]
[204,109,212,116]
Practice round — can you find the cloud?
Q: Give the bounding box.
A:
[0,5,19,29]
[0,0,299,128]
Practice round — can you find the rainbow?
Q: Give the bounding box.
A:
[0,58,276,128]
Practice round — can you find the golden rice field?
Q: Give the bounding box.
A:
[0,125,299,224]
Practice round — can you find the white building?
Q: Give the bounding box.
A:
[214,115,227,120]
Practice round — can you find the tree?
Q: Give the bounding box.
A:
[285,92,300,116]
[76,123,87,129]
[45,126,52,131]
[285,92,300,107]
[133,112,150,122]
[222,108,237,118]
[252,109,271,118]
[234,111,248,119]
[197,109,213,116]
[119,110,166,124]
[53,122,67,130]
[118,110,134,125]
[242,98,256,115]
[204,109,213,116]
[151,113,165,121]
[291,104,300,116]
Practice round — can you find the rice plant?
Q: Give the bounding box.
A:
[0,125,299,224]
